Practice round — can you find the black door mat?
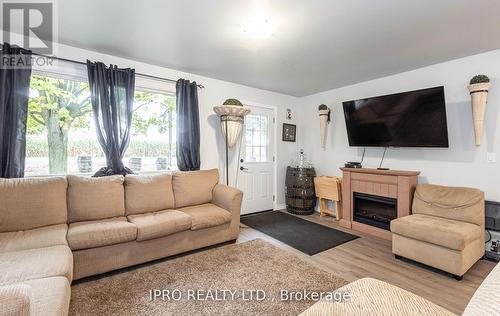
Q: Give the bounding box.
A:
[241,211,359,255]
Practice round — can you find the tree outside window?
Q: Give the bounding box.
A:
[28,75,92,174]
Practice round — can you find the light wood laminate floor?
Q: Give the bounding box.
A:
[237,211,496,315]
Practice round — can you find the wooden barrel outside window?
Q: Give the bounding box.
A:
[285,166,316,215]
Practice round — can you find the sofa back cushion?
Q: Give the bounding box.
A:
[172,169,219,208]
[0,177,68,232]
[67,175,125,223]
[412,183,484,226]
[124,173,175,215]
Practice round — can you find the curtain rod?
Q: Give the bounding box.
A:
[28,51,205,89]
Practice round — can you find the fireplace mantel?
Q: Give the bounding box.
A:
[340,168,420,240]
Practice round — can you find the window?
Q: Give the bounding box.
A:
[244,114,269,162]
[26,74,102,176]
[124,90,176,173]
[25,72,176,176]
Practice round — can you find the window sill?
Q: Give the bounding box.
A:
[24,169,178,178]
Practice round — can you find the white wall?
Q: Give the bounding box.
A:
[36,43,500,205]
[37,43,300,205]
[298,49,500,201]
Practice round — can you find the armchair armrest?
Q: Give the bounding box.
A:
[0,284,32,316]
[212,184,243,216]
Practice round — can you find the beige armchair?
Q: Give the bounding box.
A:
[391,183,485,280]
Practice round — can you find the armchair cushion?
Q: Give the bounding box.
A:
[391,214,482,251]
[413,184,484,226]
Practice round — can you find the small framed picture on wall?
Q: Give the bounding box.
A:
[282,123,296,142]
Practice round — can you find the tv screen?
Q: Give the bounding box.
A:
[342,86,449,148]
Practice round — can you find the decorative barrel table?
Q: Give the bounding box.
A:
[285,166,317,215]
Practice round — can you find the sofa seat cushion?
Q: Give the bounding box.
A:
[391,214,482,251]
[127,210,192,241]
[0,245,73,285]
[179,203,232,231]
[0,224,68,254]
[67,217,137,251]
[24,276,71,316]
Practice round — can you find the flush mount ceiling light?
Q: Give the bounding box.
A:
[243,17,275,40]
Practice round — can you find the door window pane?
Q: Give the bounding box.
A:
[245,114,268,162]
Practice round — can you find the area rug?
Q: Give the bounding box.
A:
[69,239,347,315]
[241,211,359,255]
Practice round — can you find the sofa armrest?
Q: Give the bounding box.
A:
[212,184,243,216]
[0,284,32,316]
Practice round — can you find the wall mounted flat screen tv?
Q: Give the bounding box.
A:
[342,86,449,147]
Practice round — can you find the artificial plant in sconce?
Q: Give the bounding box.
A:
[468,75,491,146]
[222,98,244,106]
[213,98,251,184]
[318,104,331,149]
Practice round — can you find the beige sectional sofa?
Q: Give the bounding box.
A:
[0,169,242,316]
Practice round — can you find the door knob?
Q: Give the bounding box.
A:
[240,167,248,171]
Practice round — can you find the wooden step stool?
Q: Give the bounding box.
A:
[313,176,342,220]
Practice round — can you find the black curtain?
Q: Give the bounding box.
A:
[0,43,32,178]
[87,61,135,176]
[176,79,200,171]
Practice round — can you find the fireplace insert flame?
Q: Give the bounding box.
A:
[353,192,397,230]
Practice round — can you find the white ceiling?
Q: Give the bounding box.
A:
[57,0,500,96]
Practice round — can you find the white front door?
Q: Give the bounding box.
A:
[237,105,275,215]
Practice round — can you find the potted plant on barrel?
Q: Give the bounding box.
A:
[468,75,491,146]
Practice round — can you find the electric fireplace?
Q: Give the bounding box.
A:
[353,192,397,230]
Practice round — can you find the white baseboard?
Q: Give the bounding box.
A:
[275,203,286,210]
